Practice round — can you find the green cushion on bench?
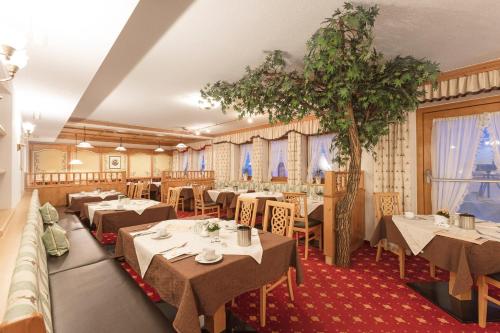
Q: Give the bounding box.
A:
[39,202,59,224]
[42,224,70,256]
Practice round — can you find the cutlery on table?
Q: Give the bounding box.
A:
[133,231,155,238]
[170,253,197,263]
[159,242,188,254]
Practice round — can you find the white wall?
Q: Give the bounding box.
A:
[0,88,24,209]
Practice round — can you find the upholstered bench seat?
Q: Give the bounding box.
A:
[47,228,109,275]
[49,259,174,333]
[56,213,85,232]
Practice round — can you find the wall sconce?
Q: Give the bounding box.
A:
[22,122,35,138]
[424,169,433,184]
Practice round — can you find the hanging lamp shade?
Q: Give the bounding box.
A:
[76,126,94,148]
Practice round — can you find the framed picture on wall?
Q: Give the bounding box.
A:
[108,156,122,169]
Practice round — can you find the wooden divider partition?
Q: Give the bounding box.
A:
[160,171,215,202]
[323,171,365,266]
[25,171,127,207]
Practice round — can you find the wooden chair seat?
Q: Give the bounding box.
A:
[193,185,220,218]
[293,218,322,228]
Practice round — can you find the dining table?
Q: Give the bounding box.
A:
[115,218,303,333]
[66,190,121,213]
[370,215,500,323]
[80,199,177,242]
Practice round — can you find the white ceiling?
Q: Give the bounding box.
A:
[1,0,139,141]
[7,0,500,141]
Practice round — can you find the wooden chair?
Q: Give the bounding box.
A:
[193,185,220,218]
[234,197,258,228]
[133,182,144,199]
[373,192,406,278]
[260,200,296,327]
[166,187,181,212]
[284,192,322,260]
[127,183,135,198]
[478,273,500,328]
[141,180,151,199]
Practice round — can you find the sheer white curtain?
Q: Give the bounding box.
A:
[239,143,253,176]
[307,134,334,182]
[487,111,500,169]
[269,139,288,177]
[198,149,206,171]
[182,152,189,172]
[431,115,483,213]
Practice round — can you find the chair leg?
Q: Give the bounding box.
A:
[376,241,383,262]
[318,227,323,250]
[217,206,220,219]
[287,269,294,301]
[430,262,436,279]
[260,286,267,327]
[304,232,309,260]
[478,275,488,328]
[398,247,405,279]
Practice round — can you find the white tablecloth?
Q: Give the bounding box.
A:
[133,219,263,277]
[68,190,119,203]
[239,191,284,200]
[392,215,445,255]
[87,199,159,225]
[206,188,248,202]
[304,198,323,216]
[152,182,162,187]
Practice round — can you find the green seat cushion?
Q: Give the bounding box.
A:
[39,202,59,224]
[294,218,322,229]
[42,224,70,256]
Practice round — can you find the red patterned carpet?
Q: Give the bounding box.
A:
[121,243,500,333]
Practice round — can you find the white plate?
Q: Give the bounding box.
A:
[151,233,172,240]
[195,253,223,264]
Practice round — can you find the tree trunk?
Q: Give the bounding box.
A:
[335,103,362,267]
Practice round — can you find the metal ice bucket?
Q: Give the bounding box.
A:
[237,225,252,247]
[458,213,475,230]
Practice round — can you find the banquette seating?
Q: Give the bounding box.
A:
[0,190,174,333]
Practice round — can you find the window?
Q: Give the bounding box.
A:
[456,127,500,222]
[181,152,189,172]
[198,149,206,171]
[432,113,500,222]
[269,139,288,179]
[307,134,334,182]
[240,143,252,178]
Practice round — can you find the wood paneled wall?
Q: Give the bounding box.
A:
[29,143,173,178]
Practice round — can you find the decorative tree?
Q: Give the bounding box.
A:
[201,2,439,266]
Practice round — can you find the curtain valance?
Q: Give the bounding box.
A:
[213,118,321,144]
[420,69,500,102]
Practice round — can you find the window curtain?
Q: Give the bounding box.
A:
[374,115,411,210]
[182,152,189,172]
[307,134,334,182]
[269,139,288,177]
[239,143,253,176]
[487,111,500,169]
[431,115,483,213]
[198,149,206,171]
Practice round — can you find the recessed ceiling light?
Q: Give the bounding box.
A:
[205,129,211,133]
[69,159,83,165]
[179,92,220,109]
[247,117,254,124]
[195,130,201,136]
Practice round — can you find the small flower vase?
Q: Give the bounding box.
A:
[209,229,219,238]
[314,176,321,185]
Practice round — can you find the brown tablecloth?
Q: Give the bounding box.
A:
[179,188,194,210]
[67,194,120,213]
[82,203,177,242]
[308,204,324,222]
[370,215,500,295]
[150,184,161,201]
[115,223,303,333]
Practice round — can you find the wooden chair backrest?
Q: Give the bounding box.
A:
[166,187,181,210]
[192,185,204,206]
[134,182,144,199]
[373,192,402,222]
[283,192,307,219]
[235,197,258,228]
[127,183,135,197]
[263,200,295,238]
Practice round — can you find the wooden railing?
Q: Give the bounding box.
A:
[331,171,365,193]
[127,176,161,183]
[26,171,126,187]
[161,171,215,180]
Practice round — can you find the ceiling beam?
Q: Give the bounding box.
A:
[70,0,194,119]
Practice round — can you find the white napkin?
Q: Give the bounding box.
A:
[392,215,445,255]
[206,190,220,203]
